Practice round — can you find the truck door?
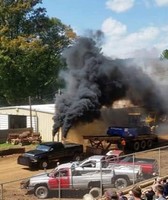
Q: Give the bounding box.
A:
[48,169,70,189]
[48,143,64,160]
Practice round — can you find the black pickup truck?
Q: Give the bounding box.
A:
[17,142,83,169]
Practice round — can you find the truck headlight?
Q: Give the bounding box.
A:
[31,158,38,163]
[20,179,30,189]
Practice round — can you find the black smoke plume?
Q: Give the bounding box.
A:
[53,36,165,138]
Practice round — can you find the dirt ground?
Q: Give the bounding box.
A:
[0,154,44,200]
[1,134,168,200]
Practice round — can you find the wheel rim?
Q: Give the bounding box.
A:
[73,154,81,161]
[89,187,101,198]
[42,161,48,168]
[114,178,128,189]
[40,161,48,169]
[35,186,48,199]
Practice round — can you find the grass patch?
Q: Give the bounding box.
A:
[0,143,15,150]
[0,143,37,151]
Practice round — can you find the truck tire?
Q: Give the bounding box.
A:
[133,141,140,151]
[34,185,49,199]
[147,140,153,149]
[39,160,49,169]
[113,176,129,189]
[89,187,101,199]
[140,140,146,150]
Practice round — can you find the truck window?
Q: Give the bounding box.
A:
[36,145,50,152]
[106,155,117,162]
[52,143,64,150]
[101,158,109,168]
[55,169,68,177]
[82,161,96,168]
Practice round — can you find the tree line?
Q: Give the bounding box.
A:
[0,0,76,106]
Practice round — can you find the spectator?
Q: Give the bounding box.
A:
[154,184,166,200]
[162,179,168,197]
[143,187,155,200]
[128,190,134,200]
[152,177,162,191]
[118,191,128,200]
[100,189,119,200]
[131,185,142,200]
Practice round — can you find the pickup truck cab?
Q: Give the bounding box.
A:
[17,142,83,169]
[21,161,142,199]
[74,155,143,181]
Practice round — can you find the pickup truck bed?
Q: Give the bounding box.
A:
[117,156,158,178]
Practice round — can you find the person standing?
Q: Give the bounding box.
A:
[143,187,155,200]
[117,191,128,200]
[154,184,166,200]
[131,185,143,200]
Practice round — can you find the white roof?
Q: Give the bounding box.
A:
[56,162,75,170]
[0,104,55,114]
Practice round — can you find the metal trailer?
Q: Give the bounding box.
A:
[83,133,158,152]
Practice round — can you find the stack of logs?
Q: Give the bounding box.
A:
[7,131,42,145]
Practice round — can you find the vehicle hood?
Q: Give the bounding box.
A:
[24,150,45,157]
[30,173,49,182]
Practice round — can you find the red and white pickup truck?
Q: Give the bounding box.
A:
[105,150,159,178]
[21,161,142,199]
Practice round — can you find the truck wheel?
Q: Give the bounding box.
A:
[73,153,81,161]
[140,140,146,150]
[34,185,49,199]
[133,141,140,151]
[89,187,101,199]
[113,177,128,189]
[39,160,48,169]
[147,140,153,149]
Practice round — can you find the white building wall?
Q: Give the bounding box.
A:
[27,116,38,132]
[0,114,8,129]
[0,107,55,142]
[34,112,54,141]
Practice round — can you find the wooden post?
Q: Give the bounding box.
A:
[1,184,3,200]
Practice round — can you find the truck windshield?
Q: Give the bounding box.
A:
[49,169,57,177]
[36,145,50,152]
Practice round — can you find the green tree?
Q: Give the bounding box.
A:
[160,49,168,60]
[0,0,76,105]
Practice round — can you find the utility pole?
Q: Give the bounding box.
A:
[29,96,32,131]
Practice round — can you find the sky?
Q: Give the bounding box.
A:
[41,0,168,59]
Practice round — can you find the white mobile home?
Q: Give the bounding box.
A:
[0,104,55,142]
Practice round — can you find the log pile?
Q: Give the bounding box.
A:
[7,131,42,145]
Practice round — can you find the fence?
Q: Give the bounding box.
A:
[1,145,168,200]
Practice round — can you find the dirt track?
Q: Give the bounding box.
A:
[0,154,44,200]
[1,135,168,200]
